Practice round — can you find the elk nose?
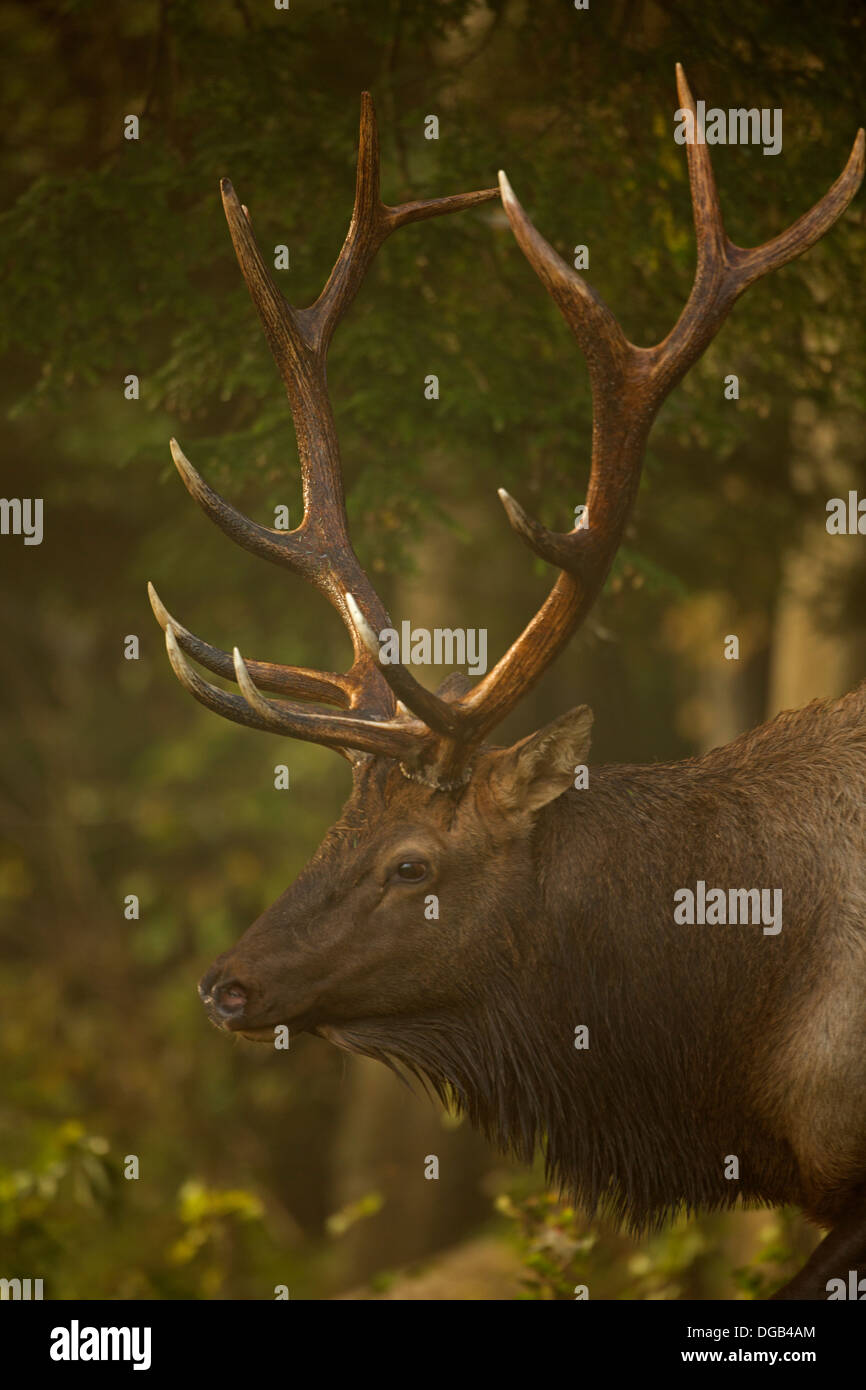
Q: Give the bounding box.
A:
[212,980,248,1017]
[198,967,249,1019]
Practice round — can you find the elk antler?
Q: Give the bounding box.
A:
[149,93,498,765]
[407,63,863,781]
[152,71,864,785]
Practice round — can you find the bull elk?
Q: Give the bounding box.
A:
[149,68,865,1300]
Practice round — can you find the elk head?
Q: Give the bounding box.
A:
[149,71,863,1086]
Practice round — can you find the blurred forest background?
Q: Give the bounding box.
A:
[1,0,864,1299]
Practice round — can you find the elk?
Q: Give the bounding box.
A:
[149,68,865,1300]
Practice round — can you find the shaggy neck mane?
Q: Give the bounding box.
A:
[332,934,687,1232]
[330,709,848,1230]
[329,788,713,1234]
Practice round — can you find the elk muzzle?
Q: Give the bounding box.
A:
[197,963,247,1020]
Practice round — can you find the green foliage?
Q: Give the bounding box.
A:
[0,1123,289,1300]
[498,1189,806,1302]
[732,1210,810,1300]
[325,1191,385,1239]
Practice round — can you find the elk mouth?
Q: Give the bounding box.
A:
[237,1024,289,1042]
[230,1011,314,1042]
[234,1018,381,1049]
[209,1010,401,1055]
[239,1019,364,1046]
[200,997,311,1043]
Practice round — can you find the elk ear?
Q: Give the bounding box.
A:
[487,706,593,817]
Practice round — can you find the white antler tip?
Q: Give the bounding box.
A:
[233,646,264,710]
[497,488,523,522]
[147,581,168,625]
[497,170,515,206]
[345,592,379,654]
[169,437,190,470]
[232,645,251,682]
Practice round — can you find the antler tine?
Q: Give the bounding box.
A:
[674,62,865,295]
[168,438,321,581]
[344,593,464,737]
[677,63,727,279]
[168,424,390,713]
[310,93,501,351]
[496,168,632,394]
[148,583,351,705]
[230,646,423,756]
[731,127,864,286]
[649,64,865,397]
[487,168,644,584]
[428,64,864,762]
[163,624,425,761]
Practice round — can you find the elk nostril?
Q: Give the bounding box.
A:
[212,979,248,1016]
[198,966,220,1002]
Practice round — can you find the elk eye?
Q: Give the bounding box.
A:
[392,860,428,884]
